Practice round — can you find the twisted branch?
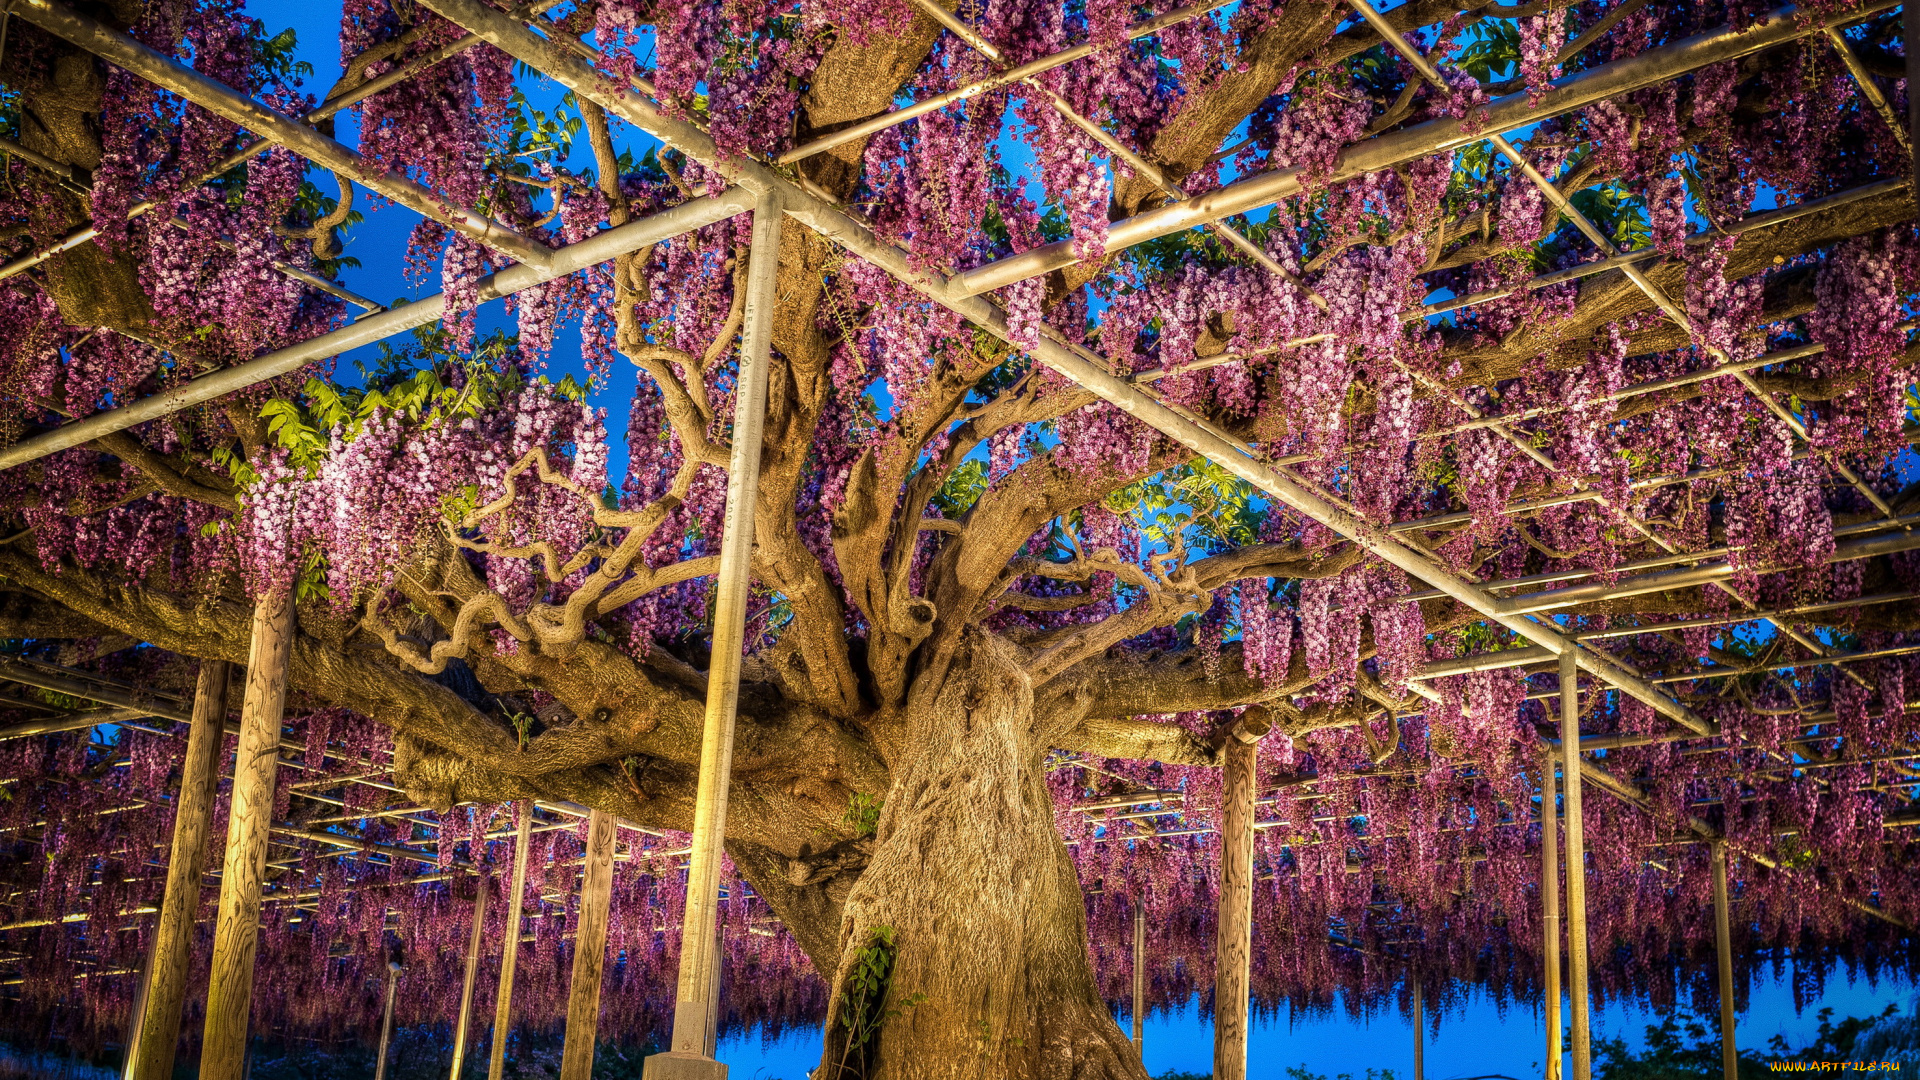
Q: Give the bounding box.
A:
[369,447,714,673]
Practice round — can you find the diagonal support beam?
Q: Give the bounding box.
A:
[448,869,490,1080]
[775,0,1237,166]
[0,189,753,471]
[0,4,559,284]
[14,0,554,270]
[1824,25,1910,154]
[0,655,191,721]
[949,0,1898,297]
[1411,177,1910,323]
[1496,524,1920,615]
[1574,753,1911,929]
[418,0,1741,746]
[1341,0,1901,694]
[903,0,1327,305]
[127,660,228,1080]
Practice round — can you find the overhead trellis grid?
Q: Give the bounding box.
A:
[0,1,1917,1079]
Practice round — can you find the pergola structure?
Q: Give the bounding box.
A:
[0,0,1918,1079]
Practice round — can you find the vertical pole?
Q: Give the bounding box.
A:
[200,594,294,1080]
[1906,1,1920,196]
[374,959,401,1080]
[129,660,229,1080]
[449,867,490,1080]
[1411,977,1424,1080]
[705,919,723,1058]
[1213,729,1260,1080]
[488,800,534,1080]
[120,944,154,1080]
[560,810,618,1080]
[644,186,783,1080]
[1712,842,1738,1080]
[1131,900,1146,1055]
[1541,752,1563,1080]
[1560,651,1593,1080]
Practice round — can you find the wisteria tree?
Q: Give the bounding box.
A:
[1,0,1918,1075]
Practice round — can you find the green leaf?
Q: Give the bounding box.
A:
[930,459,988,519]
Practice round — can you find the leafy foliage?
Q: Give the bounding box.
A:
[842,792,884,839]
[1454,19,1521,82]
[1595,1008,1920,1079]
[834,926,925,1078]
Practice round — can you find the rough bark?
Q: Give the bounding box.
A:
[200,591,293,1080]
[128,659,228,1080]
[1,4,159,333]
[1,3,1911,1070]
[822,629,1145,1080]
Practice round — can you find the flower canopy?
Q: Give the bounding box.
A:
[0,0,1915,1065]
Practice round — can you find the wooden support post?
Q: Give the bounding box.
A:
[1212,712,1265,1080]
[1560,651,1593,1080]
[644,186,782,1080]
[129,660,228,1080]
[375,957,401,1080]
[200,595,294,1080]
[1712,842,1738,1080]
[559,810,617,1080]
[1542,752,1563,1080]
[449,868,490,1080]
[1132,901,1146,1055]
[488,801,534,1080]
[1412,977,1424,1080]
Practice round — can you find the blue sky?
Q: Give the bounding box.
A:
[244,3,1920,1073]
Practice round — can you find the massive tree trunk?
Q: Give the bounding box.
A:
[820,629,1144,1080]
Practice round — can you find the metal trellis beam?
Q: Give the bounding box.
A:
[903,0,1327,304]
[949,0,1898,296]
[419,0,1794,746]
[1572,753,1911,930]
[0,0,570,284]
[12,0,556,270]
[0,187,754,471]
[774,0,1239,166]
[1341,0,1899,704]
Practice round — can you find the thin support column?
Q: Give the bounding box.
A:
[200,595,295,1080]
[1560,651,1593,1080]
[120,949,154,1080]
[1541,751,1563,1080]
[1213,710,1267,1080]
[643,186,783,1080]
[129,660,229,1080]
[449,868,490,1080]
[705,920,722,1058]
[375,957,401,1080]
[1132,901,1145,1055]
[1712,842,1738,1080]
[1412,977,1424,1080]
[560,810,618,1080]
[488,801,534,1080]
[1907,1,1920,194]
